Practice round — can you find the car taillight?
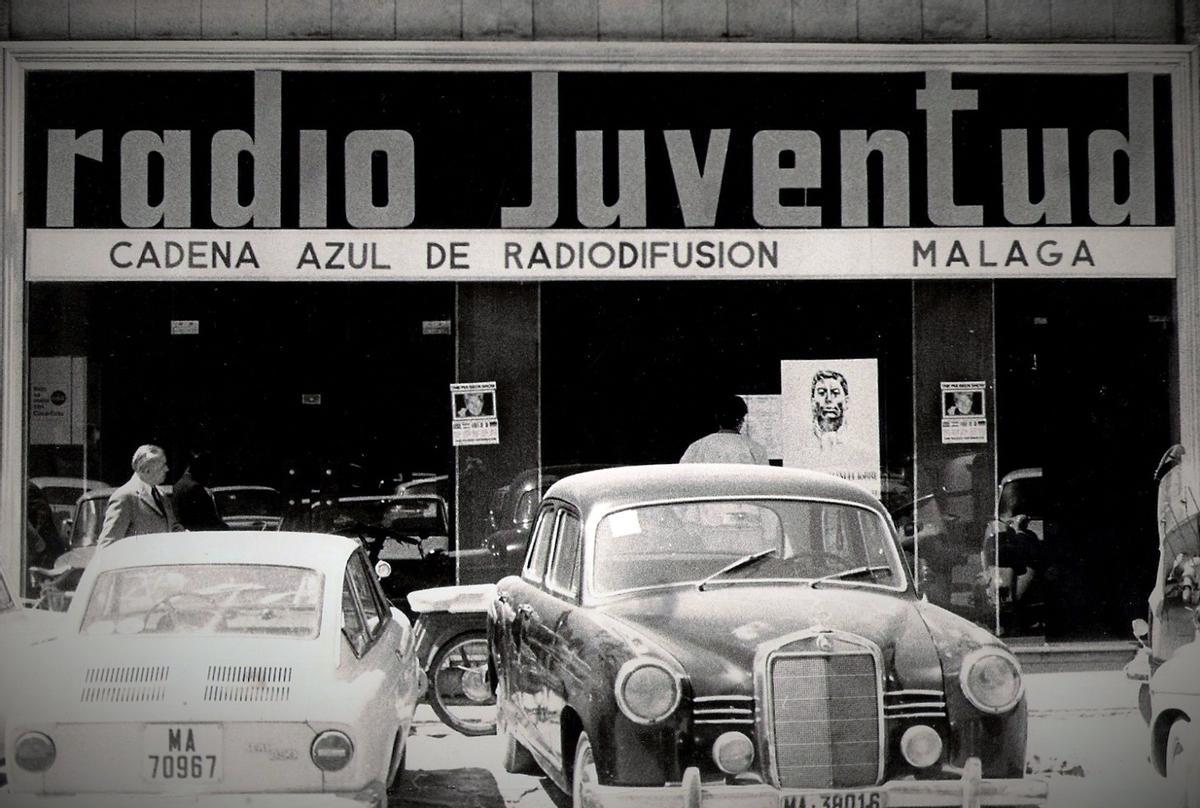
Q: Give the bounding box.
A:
[15,732,56,772]
[311,730,354,771]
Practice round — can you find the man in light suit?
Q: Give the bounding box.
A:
[97,444,177,547]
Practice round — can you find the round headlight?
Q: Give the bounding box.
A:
[374,560,392,579]
[15,732,56,772]
[900,724,943,768]
[614,659,680,725]
[712,731,755,774]
[310,730,354,771]
[959,648,1023,714]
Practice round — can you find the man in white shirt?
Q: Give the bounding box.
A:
[680,395,769,465]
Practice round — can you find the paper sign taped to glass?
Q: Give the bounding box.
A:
[780,359,881,498]
[450,381,499,446]
[941,381,987,444]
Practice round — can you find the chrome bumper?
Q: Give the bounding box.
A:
[1,789,384,807]
[583,758,1048,808]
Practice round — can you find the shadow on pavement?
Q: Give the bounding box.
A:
[391,767,506,808]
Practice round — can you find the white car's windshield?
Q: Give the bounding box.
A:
[81,564,323,638]
[593,499,904,595]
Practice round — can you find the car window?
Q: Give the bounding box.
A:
[346,553,385,637]
[523,506,556,583]
[592,499,904,595]
[547,511,582,596]
[342,569,368,655]
[79,564,324,638]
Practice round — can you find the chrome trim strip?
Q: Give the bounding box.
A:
[694,695,753,702]
[695,708,754,715]
[884,711,947,719]
[885,689,944,697]
[696,718,756,725]
[754,628,886,789]
[884,701,946,710]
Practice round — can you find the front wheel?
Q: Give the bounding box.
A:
[427,631,497,736]
[1166,717,1196,808]
[571,732,598,808]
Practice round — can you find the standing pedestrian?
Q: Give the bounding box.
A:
[97,444,177,547]
[680,394,770,465]
[173,451,229,531]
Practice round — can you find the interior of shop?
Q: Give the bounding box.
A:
[26,277,1175,641]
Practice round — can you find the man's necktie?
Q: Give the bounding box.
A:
[151,486,166,517]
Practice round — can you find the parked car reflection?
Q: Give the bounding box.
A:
[29,477,112,537]
[282,494,455,616]
[210,485,284,530]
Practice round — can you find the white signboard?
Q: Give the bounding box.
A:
[25,227,1174,282]
[941,381,988,444]
[30,356,87,446]
[780,359,881,497]
[450,381,499,446]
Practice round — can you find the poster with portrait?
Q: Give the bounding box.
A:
[940,381,987,443]
[780,359,881,497]
[450,381,499,446]
[740,394,783,462]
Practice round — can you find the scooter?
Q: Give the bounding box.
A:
[406,584,497,737]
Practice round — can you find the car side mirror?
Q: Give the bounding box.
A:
[1131,618,1150,641]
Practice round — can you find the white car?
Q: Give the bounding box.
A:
[1150,630,1199,808]
[3,531,422,807]
[0,564,64,784]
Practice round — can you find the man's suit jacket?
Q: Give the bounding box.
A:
[97,475,177,547]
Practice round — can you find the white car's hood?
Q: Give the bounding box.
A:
[6,634,337,725]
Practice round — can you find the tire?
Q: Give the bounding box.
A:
[1166,718,1195,808]
[501,729,538,774]
[427,631,497,737]
[386,732,407,790]
[571,732,598,808]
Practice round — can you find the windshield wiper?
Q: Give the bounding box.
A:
[808,565,893,589]
[697,549,778,591]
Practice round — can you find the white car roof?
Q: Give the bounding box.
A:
[30,476,111,490]
[87,531,359,577]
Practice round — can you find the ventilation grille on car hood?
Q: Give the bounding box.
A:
[203,665,293,702]
[80,666,169,703]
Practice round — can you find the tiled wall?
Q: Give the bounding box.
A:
[1,0,1186,42]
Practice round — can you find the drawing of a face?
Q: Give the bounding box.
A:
[811,372,848,433]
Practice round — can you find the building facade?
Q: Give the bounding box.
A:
[3,0,1199,642]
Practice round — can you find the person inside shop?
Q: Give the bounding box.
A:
[173,450,228,531]
[680,393,769,465]
[97,444,177,547]
[946,391,977,416]
[978,516,1042,633]
[26,480,66,568]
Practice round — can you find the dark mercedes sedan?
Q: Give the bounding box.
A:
[489,464,1047,808]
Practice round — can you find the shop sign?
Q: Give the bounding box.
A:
[780,359,881,497]
[450,382,499,446]
[423,320,452,336]
[24,227,1173,282]
[21,67,1178,281]
[170,319,200,335]
[941,381,988,444]
[29,357,86,445]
